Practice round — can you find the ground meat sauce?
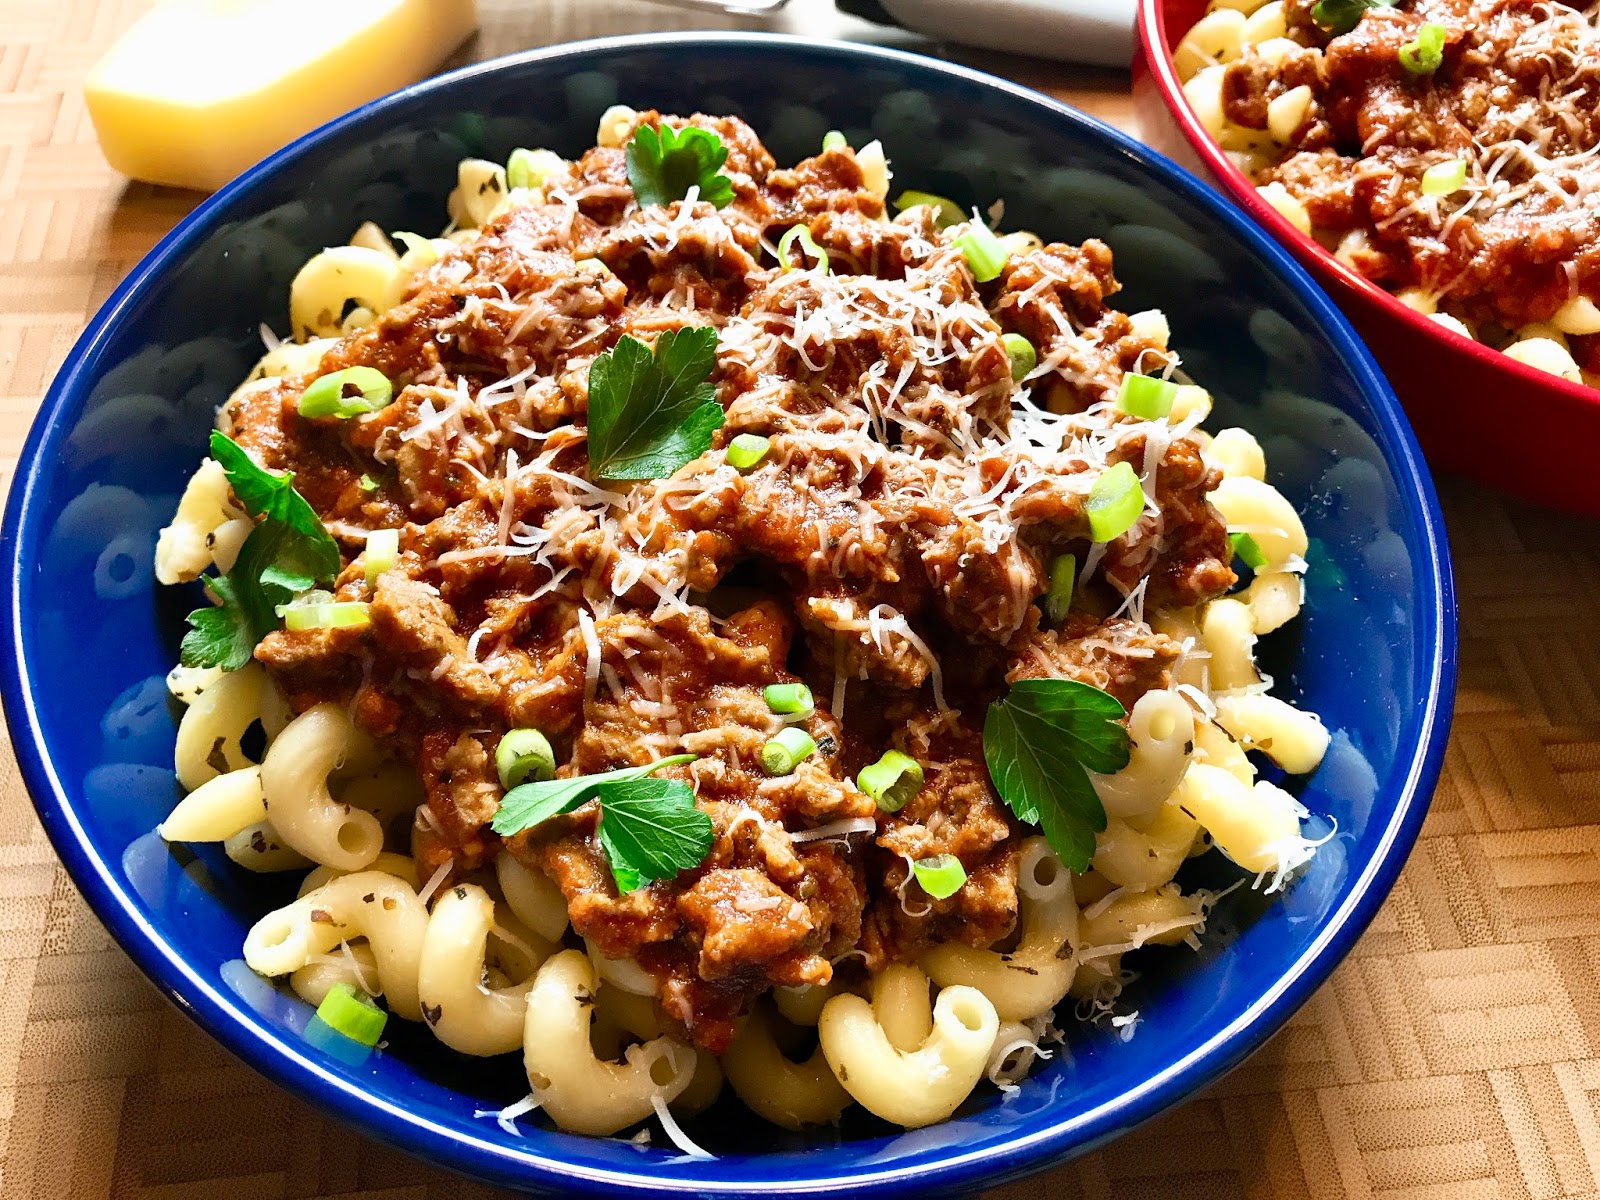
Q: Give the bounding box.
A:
[1221,0,1600,336]
[230,112,1234,1053]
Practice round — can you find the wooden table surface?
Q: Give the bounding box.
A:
[3,2,1599,1197]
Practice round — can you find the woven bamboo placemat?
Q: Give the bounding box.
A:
[1,2,1593,1196]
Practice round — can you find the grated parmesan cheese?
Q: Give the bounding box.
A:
[474,1092,541,1137]
[650,1090,715,1160]
[417,858,453,908]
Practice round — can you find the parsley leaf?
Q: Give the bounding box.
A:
[624,124,734,210]
[491,755,710,895]
[596,776,713,893]
[489,754,697,836]
[245,523,327,602]
[586,328,724,480]
[207,431,339,580]
[179,434,342,670]
[982,679,1130,871]
[606,859,644,895]
[180,576,256,671]
[1310,0,1396,36]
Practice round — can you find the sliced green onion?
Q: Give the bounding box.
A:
[893,190,964,229]
[912,854,967,900]
[777,225,829,274]
[1420,159,1467,196]
[1045,554,1076,624]
[857,749,924,813]
[1086,461,1144,543]
[574,257,612,276]
[760,727,817,776]
[1117,373,1178,419]
[1398,22,1446,75]
[822,130,848,152]
[763,682,814,715]
[276,589,331,614]
[304,1014,372,1065]
[1002,333,1036,381]
[727,433,771,471]
[298,366,394,419]
[358,473,381,493]
[507,147,564,190]
[1229,531,1269,571]
[953,220,1009,283]
[507,149,537,189]
[314,981,387,1047]
[364,528,398,586]
[496,728,556,789]
[283,601,371,632]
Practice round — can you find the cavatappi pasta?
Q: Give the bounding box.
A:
[154,106,1330,1150]
[1173,0,1600,386]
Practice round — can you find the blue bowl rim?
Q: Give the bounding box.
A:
[0,31,1456,1199]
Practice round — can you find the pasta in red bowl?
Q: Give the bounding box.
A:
[1133,0,1600,514]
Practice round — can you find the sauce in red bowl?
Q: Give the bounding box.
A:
[1134,0,1600,515]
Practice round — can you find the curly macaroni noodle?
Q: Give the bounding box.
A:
[1079,886,1207,952]
[1209,476,1307,571]
[1173,763,1305,876]
[261,703,385,871]
[722,1002,851,1129]
[521,950,695,1136]
[1206,427,1265,481]
[1201,598,1261,693]
[154,458,244,585]
[159,765,265,842]
[922,839,1077,1022]
[585,940,657,997]
[1091,689,1195,826]
[337,763,426,834]
[297,851,420,896]
[288,245,409,341]
[1213,693,1329,775]
[172,662,287,791]
[493,852,570,942]
[291,942,380,1007]
[1243,570,1303,633]
[224,820,312,873]
[419,883,546,1056]
[588,985,724,1116]
[1194,716,1255,785]
[1075,886,1209,996]
[773,980,837,1027]
[1092,802,1203,890]
[872,962,935,1051]
[245,871,428,1020]
[818,966,999,1128]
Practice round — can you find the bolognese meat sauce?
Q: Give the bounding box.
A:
[232,112,1234,1052]
[1221,0,1600,354]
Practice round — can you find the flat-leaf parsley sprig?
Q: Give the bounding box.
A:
[625,123,735,209]
[1309,0,1396,35]
[181,431,340,671]
[490,753,713,893]
[982,678,1131,871]
[586,326,724,480]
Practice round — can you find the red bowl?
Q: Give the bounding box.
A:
[1133,0,1600,515]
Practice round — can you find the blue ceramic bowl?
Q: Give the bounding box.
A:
[0,33,1454,1199]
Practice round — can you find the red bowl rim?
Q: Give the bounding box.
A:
[1135,0,1600,415]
